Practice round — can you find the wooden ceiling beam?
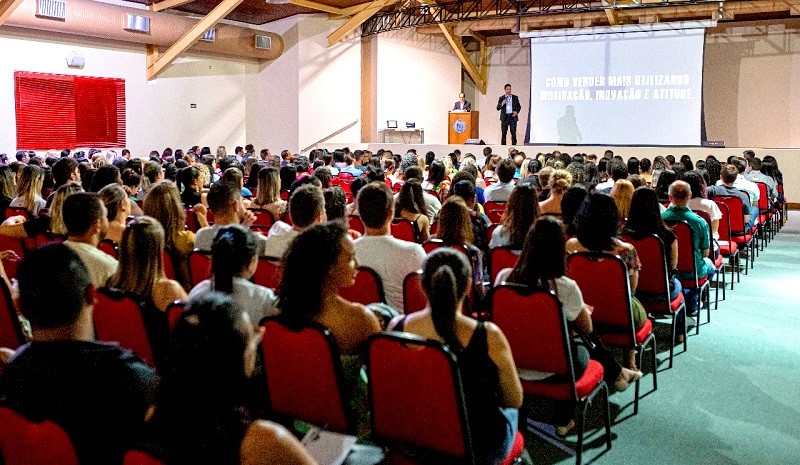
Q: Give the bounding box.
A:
[439,23,486,94]
[149,0,197,12]
[0,0,25,26]
[147,0,245,80]
[290,0,347,15]
[328,0,394,46]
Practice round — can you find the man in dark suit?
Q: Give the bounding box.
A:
[453,92,471,111]
[496,84,521,145]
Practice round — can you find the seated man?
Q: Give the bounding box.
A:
[662,181,715,314]
[716,157,759,208]
[744,157,777,202]
[707,164,755,230]
[354,183,426,312]
[0,244,158,465]
[195,182,263,254]
[63,192,118,288]
[263,184,326,258]
[484,158,517,202]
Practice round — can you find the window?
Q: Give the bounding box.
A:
[14,71,126,150]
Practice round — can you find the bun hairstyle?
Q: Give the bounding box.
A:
[422,248,471,352]
[549,169,573,194]
[211,225,259,294]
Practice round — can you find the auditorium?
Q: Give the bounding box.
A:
[0,0,797,464]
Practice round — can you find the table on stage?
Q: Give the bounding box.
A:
[381,128,425,144]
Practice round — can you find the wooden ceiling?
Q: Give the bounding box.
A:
[125,0,371,24]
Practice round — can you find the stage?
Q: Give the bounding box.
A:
[318,143,800,204]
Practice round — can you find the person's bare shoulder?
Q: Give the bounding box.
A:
[241,420,317,465]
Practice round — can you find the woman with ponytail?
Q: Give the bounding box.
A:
[388,248,523,464]
[188,225,278,324]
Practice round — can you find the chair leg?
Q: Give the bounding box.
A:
[714,271,720,309]
[634,345,643,415]
[669,314,677,369]
[705,285,711,325]
[650,337,658,391]
[682,308,688,352]
[721,264,726,301]
[602,384,612,451]
[576,402,586,465]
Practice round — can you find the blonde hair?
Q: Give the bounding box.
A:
[611,179,635,220]
[15,165,44,214]
[108,216,165,298]
[50,182,84,235]
[548,169,573,194]
[255,167,280,206]
[143,182,186,252]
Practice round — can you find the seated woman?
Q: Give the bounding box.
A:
[177,166,205,208]
[278,222,381,437]
[10,165,46,217]
[249,167,287,221]
[49,182,84,237]
[422,160,449,199]
[396,180,431,242]
[496,217,643,412]
[489,184,538,249]
[144,182,206,290]
[682,170,721,239]
[139,293,316,465]
[188,225,278,324]
[388,249,522,464]
[560,185,587,236]
[610,179,635,227]
[98,184,131,244]
[624,187,681,301]
[435,197,485,300]
[654,169,677,203]
[566,193,646,368]
[538,169,572,216]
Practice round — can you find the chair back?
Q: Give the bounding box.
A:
[666,221,700,286]
[261,320,353,434]
[0,280,24,349]
[390,219,418,243]
[483,201,507,215]
[339,267,385,305]
[491,285,574,390]
[402,270,427,314]
[712,196,746,234]
[348,215,365,235]
[621,234,669,296]
[4,208,31,221]
[422,238,443,254]
[566,252,634,336]
[252,257,283,291]
[755,182,769,212]
[0,407,79,465]
[367,333,471,462]
[189,249,212,286]
[98,239,118,259]
[93,289,156,367]
[486,209,504,223]
[162,250,176,281]
[166,300,185,330]
[715,201,733,243]
[123,450,166,465]
[251,209,275,228]
[489,247,520,285]
[184,208,201,232]
[22,232,65,253]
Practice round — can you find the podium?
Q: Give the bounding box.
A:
[448,111,479,144]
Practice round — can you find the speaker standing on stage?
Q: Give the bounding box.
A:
[453,93,472,111]
[496,84,521,145]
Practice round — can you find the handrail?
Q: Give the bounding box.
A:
[301,119,359,153]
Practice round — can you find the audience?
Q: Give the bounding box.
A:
[402,165,441,219]
[189,225,278,324]
[62,192,118,288]
[719,157,759,207]
[435,197,485,300]
[489,184,539,249]
[560,185,588,235]
[196,182,262,254]
[395,180,431,241]
[745,157,777,201]
[10,164,46,216]
[539,169,573,216]
[681,170,722,239]
[610,179,635,223]
[98,184,130,244]
[706,164,754,229]
[388,248,522,464]
[354,183,426,312]
[263,184,325,258]
[49,182,84,237]
[249,166,287,221]
[0,244,158,465]
[484,158,516,202]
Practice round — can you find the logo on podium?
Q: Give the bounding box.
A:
[453,119,467,134]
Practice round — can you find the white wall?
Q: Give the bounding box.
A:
[0,28,254,157]
[375,29,461,144]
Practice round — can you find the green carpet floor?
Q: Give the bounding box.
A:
[524,214,800,465]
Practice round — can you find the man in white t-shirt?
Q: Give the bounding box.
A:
[263,184,326,259]
[195,183,265,254]
[354,182,426,312]
[62,192,118,288]
[483,158,516,202]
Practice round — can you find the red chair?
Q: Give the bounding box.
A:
[279,190,290,200]
[490,286,610,464]
[565,252,655,414]
[392,182,404,194]
[261,319,354,434]
[162,250,177,281]
[124,450,165,465]
[0,236,24,280]
[484,201,507,215]
[714,201,741,285]
[339,267,385,305]
[189,249,212,286]
[422,238,444,254]
[348,215,365,235]
[98,239,118,259]
[252,257,283,291]
[666,221,711,334]
[430,220,439,236]
[692,210,725,307]
[486,209,504,224]
[0,280,25,349]
[250,209,275,229]
[0,407,79,465]
[402,270,427,314]
[93,289,156,367]
[712,195,755,271]
[22,232,65,253]
[622,234,687,369]
[367,332,526,465]
[4,208,31,221]
[754,182,775,243]
[390,218,418,243]
[166,300,185,330]
[489,247,520,286]
[184,208,201,232]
